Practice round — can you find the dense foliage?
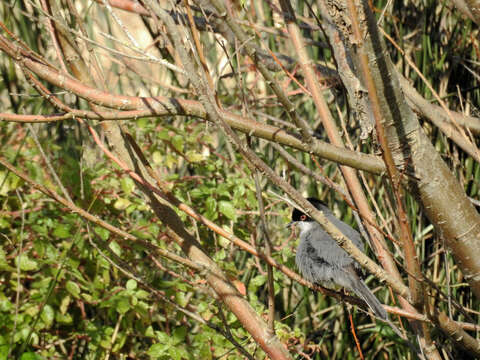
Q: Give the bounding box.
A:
[1,0,480,359]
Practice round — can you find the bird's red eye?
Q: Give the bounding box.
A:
[300,215,307,221]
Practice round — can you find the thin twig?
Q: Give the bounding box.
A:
[253,170,276,334]
[348,310,365,360]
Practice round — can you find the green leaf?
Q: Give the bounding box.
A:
[145,326,155,337]
[60,295,71,314]
[55,313,73,325]
[189,188,203,199]
[0,248,11,270]
[41,305,54,327]
[126,279,137,291]
[53,224,71,239]
[205,197,217,219]
[114,198,131,210]
[233,184,245,198]
[108,241,122,257]
[116,297,131,315]
[0,344,9,360]
[152,151,163,165]
[94,227,110,241]
[148,343,167,358]
[157,129,170,140]
[0,171,21,196]
[218,225,231,248]
[81,293,93,303]
[213,249,226,261]
[205,197,216,213]
[120,177,135,195]
[136,289,149,299]
[0,293,13,312]
[25,305,40,317]
[251,275,267,287]
[32,277,53,291]
[66,281,81,298]
[198,342,212,360]
[185,150,204,162]
[136,118,149,129]
[175,292,188,307]
[168,346,182,360]
[172,326,186,345]
[166,154,178,168]
[15,255,38,271]
[19,352,43,360]
[218,201,236,220]
[0,217,10,229]
[171,135,184,152]
[112,332,127,352]
[216,183,230,197]
[156,331,170,344]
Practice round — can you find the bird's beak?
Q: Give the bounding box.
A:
[286,221,296,229]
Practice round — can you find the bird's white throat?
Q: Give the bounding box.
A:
[296,221,317,236]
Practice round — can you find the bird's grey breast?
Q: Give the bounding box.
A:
[298,222,357,268]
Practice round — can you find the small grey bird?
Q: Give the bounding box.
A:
[288,197,387,320]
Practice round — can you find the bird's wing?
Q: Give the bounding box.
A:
[325,212,364,250]
[302,224,356,268]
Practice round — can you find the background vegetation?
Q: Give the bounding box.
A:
[1,0,480,359]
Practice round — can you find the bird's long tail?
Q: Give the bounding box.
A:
[349,278,388,320]
[347,273,421,355]
[351,279,424,357]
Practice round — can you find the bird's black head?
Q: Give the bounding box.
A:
[289,198,327,223]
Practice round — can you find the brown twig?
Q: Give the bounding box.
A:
[253,170,276,335]
[348,311,365,360]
